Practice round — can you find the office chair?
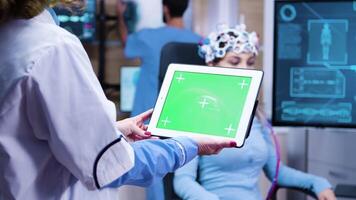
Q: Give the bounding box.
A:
[158,42,206,90]
[158,42,355,200]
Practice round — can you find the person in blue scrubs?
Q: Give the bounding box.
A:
[117,0,201,117]
[173,24,337,200]
[117,0,201,199]
[0,2,236,199]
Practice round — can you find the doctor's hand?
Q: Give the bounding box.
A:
[116,109,154,142]
[318,189,336,200]
[192,137,237,155]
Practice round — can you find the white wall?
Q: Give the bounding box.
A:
[132,0,194,31]
[193,0,239,36]
[262,0,274,119]
[133,0,164,31]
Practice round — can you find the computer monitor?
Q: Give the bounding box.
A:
[273,0,356,128]
[54,1,96,41]
[120,66,141,112]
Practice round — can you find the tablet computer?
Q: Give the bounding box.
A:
[148,64,263,147]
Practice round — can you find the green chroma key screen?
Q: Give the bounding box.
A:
[156,71,251,138]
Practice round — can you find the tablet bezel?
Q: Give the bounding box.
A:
[148,64,263,147]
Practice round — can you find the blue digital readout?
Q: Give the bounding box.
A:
[273,1,356,128]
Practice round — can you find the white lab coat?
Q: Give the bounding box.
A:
[0,10,134,199]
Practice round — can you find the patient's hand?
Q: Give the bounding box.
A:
[191,137,237,155]
[318,188,336,200]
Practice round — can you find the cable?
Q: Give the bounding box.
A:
[259,114,281,200]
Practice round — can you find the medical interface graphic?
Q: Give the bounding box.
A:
[273,1,356,127]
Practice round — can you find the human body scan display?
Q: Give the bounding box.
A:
[148,64,263,147]
[273,1,356,128]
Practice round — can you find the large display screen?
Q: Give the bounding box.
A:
[54,1,96,41]
[120,66,140,112]
[273,1,356,128]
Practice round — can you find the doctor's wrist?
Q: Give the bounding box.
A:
[171,137,198,167]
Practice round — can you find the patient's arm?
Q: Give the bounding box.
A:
[262,128,332,196]
[174,157,220,200]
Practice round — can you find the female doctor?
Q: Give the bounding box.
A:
[0,1,235,199]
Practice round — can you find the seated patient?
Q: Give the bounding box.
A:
[173,24,336,200]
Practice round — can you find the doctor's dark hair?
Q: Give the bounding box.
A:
[0,0,84,23]
[163,0,189,17]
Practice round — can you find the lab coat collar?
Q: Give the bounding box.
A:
[30,9,57,25]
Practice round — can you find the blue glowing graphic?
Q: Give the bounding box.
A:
[323,62,356,71]
[307,19,348,65]
[57,14,91,23]
[273,1,356,127]
[281,101,352,123]
[278,24,302,59]
[290,67,345,98]
[280,4,297,22]
[321,23,332,60]
[54,0,95,41]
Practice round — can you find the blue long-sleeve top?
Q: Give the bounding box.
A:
[108,137,197,188]
[173,119,332,200]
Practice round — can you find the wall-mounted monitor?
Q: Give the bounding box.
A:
[273,0,356,128]
[120,66,141,112]
[54,0,96,41]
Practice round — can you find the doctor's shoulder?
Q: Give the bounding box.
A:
[0,0,84,24]
[0,0,84,43]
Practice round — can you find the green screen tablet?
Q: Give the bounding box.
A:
[148,64,263,147]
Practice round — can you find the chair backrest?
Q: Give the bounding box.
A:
[158,42,205,90]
